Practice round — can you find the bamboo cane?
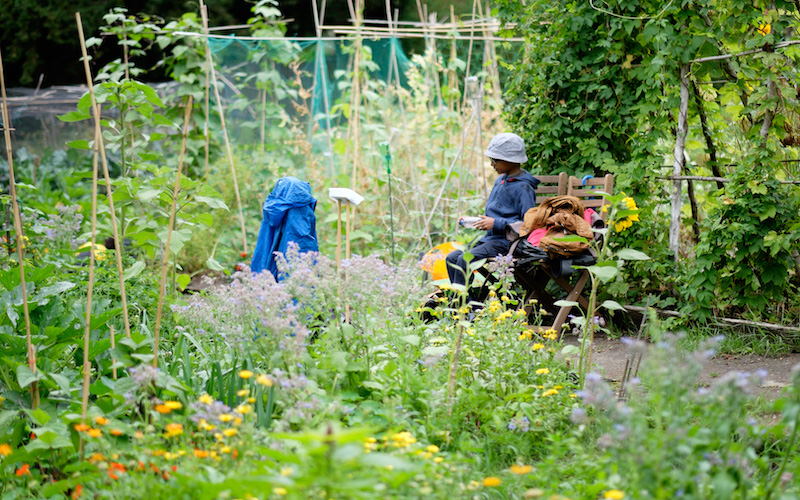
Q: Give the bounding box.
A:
[79,120,101,457]
[203,6,249,255]
[76,12,133,339]
[0,45,39,409]
[109,325,117,380]
[200,1,212,179]
[153,97,193,369]
[346,0,363,191]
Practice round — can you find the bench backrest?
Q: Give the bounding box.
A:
[533,172,567,204]
[567,174,614,221]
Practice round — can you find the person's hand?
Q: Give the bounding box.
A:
[474,215,494,230]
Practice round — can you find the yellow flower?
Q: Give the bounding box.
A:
[236,389,249,397]
[510,464,532,474]
[622,196,637,210]
[274,487,288,496]
[87,428,102,438]
[164,423,184,437]
[0,443,12,457]
[221,446,232,454]
[199,419,216,431]
[426,445,440,453]
[604,490,626,500]
[0,395,5,405]
[433,456,444,463]
[238,370,253,379]
[234,404,252,415]
[536,368,550,375]
[198,394,214,405]
[532,343,545,351]
[570,393,578,398]
[248,397,256,403]
[758,23,771,35]
[194,449,210,458]
[501,295,510,302]
[222,428,238,437]
[482,477,502,487]
[256,374,274,387]
[280,467,293,476]
[391,431,417,448]
[164,401,183,410]
[94,416,109,426]
[542,389,559,397]
[219,413,234,423]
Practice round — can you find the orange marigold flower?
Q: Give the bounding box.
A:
[86,428,102,438]
[74,424,90,432]
[70,484,83,499]
[88,453,105,463]
[482,476,502,487]
[16,464,31,476]
[154,404,172,414]
[110,429,124,436]
[110,462,126,473]
[108,470,119,481]
[164,423,184,438]
[194,449,210,458]
[0,443,12,457]
[94,416,109,426]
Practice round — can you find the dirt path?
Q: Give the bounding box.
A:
[573,337,800,400]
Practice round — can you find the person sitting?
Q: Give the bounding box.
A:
[250,176,318,280]
[445,132,539,307]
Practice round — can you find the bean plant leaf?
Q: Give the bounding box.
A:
[616,248,650,260]
[587,263,619,282]
[600,300,625,311]
[17,365,46,388]
[123,261,147,281]
[194,196,229,210]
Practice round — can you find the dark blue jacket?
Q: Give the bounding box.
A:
[482,170,539,241]
[251,177,318,279]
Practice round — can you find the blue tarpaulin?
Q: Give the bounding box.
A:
[250,177,318,279]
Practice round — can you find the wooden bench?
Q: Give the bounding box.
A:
[512,174,614,332]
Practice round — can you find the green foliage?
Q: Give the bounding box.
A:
[684,152,800,320]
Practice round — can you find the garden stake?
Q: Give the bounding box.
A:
[447,324,465,417]
[79,123,101,458]
[0,45,39,409]
[204,5,249,256]
[200,0,211,179]
[153,97,193,369]
[109,325,117,380]
[77,12,133,338]
[379,141,396,263]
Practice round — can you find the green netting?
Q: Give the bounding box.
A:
[207,36,411,141]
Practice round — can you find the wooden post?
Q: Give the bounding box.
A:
[153,97,193,369]
[77,12,133,338]
[0,45,38,409]
[670,65,690,261]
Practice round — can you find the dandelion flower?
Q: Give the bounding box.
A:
[238,370,253,379]
[536,368,550,375]
[482,477,502,487]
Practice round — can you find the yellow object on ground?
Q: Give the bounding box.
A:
[419,241,459,281]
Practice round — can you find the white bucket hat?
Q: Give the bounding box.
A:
[484,132,527,164]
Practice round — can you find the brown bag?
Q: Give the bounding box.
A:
[538,211,593,259]
[520,195,586,237]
